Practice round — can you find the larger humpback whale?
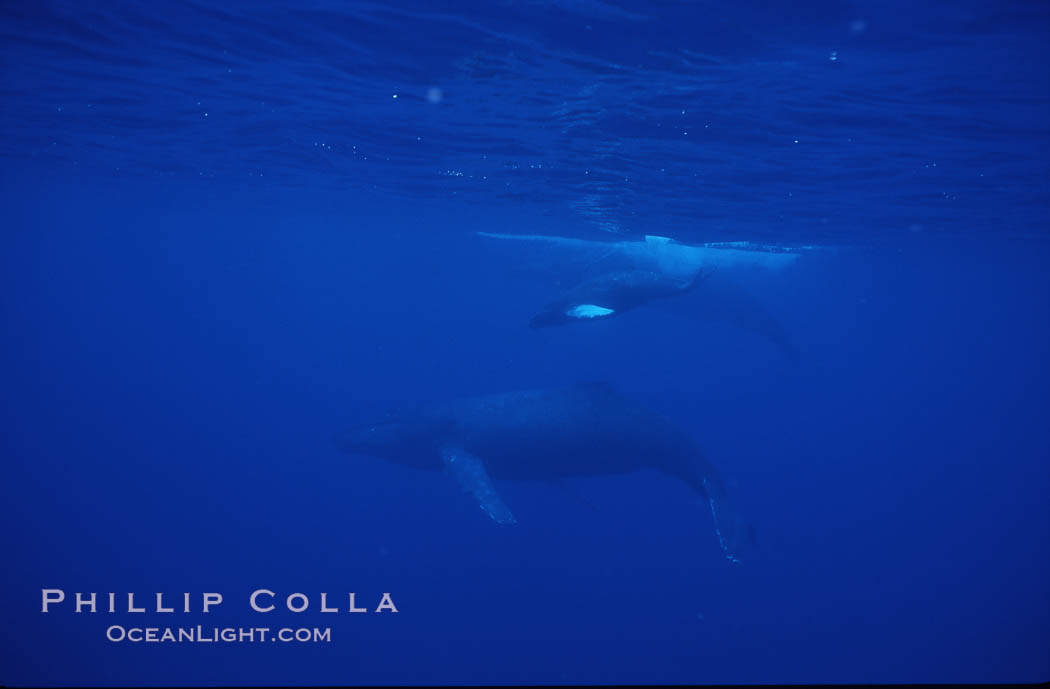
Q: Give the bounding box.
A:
[335,382,752,563]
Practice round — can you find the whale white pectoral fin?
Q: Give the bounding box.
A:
[440,446,517,525]
[567,304,615,319]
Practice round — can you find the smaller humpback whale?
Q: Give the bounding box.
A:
[529,268,711,328]
[480,231,804,356]
[335,382,753,563]
[478,231,819,278]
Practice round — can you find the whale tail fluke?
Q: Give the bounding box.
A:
[686,266,716,292]
[690,273,799,360]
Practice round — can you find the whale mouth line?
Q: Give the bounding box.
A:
[567,304,615,319]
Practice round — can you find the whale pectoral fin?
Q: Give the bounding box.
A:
[567,304,615,319]
[700,477,759,564]
[440,446,517,525]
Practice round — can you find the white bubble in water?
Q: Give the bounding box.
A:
[426,87,444,104]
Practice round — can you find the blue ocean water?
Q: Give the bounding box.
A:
[2,0,1048,685]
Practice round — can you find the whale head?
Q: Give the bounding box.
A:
[335,411,449,470]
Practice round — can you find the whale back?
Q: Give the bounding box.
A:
[439,382,699,480]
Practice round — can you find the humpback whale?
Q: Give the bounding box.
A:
[335,382,752,563]
[529,268,711,328]
[478,231,815,279]
[479,232,806,355]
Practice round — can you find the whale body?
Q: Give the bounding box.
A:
[335,382,751,562]
[480,231,801,355]
[478,231,813,279]
[529,269,709,328]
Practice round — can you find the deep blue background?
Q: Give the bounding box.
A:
[2,0,1048,685]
